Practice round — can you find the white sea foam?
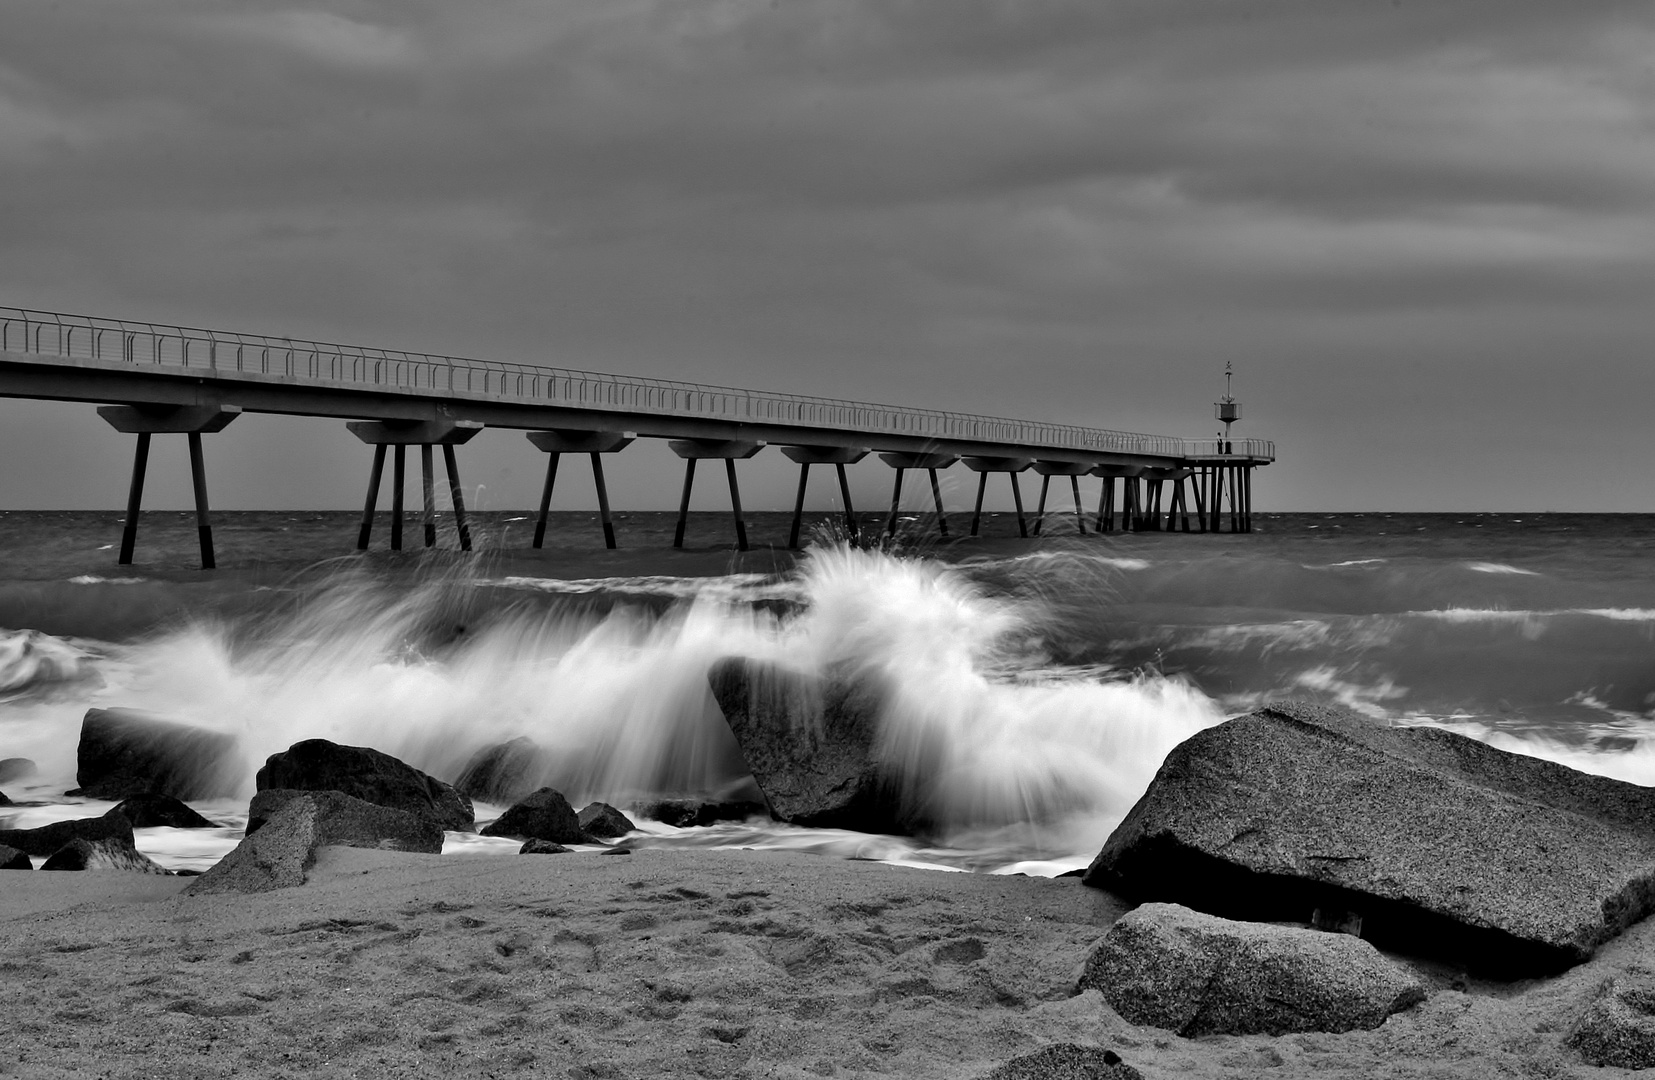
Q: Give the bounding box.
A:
[2,547,1224,868]
[1462,562,1541,576]
[66,575,146,585]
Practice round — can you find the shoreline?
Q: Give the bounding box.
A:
[2,843,1635,1078]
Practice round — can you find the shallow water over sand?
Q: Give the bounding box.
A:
[4,510,1655,874]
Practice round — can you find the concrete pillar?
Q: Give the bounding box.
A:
[779,445,869,549]
[961,457,1033,538]
[98,404,240,570]
[668,439,764,551]
[876,452,957,539]
[526,431,635,550]
[1032,461,1091,537]
[348,419,482,552]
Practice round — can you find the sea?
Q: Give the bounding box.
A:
[4,508,1654,878]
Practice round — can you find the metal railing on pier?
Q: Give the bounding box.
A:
[0,305,1272,461]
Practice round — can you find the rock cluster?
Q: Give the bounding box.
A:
[256,738,473,832]
[41,836,170,874]
[0,844,30,870]
[1086,700,1655,976]
[480,787,583,844]
[1079,903,1424,1036]
[453,736,549,804]
[577,802,635,839]
[0,807,134,857]
[187,790,442,895]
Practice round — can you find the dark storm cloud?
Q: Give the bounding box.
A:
[1,0,1653,510]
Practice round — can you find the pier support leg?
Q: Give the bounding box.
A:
[970,472,988,536]
[673,459,697,549]
[442,445,472,552]
[1010,473,1028,538]
[187,432,215,570]
[1193,470,1208,533]
[391,445,406,551]
[421,444,436,548]
[534,453,560,549]
[118,433,151,566]
[357,445,386,551]
[590,452,616,549]
[886,467,905,537]
[1032,475,1050,537]
[1208,468,1222,532]
[929,469,949,537]
[835,463,856,541]
[1244,467,1254,533]
[1071,475,1086,535]
[725,458,749,552]
[788,463,810,549]
[1094,477,1112,533]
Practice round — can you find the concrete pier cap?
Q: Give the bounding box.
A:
[526,430,636,455]
[779,445,868,465]
[346,419,482,446]
[667,439,765,460]
[961,456,1033,473]
[98,404,241,434]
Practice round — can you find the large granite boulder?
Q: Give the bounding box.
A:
[480,787,584,844]
[0,757,35,785]
[70,708,238,800]
[110,793,220,829]
[577,802,636,840]
[256,739,473,832]
[1568,976,1655,1068]
[187,790,443,895]
[1085,701,1655,976]
[707,657,911,833]
[41,836,170,874]
[1079,903,1424,1036]
[452,737,549,804]
[0,843,30,870]
[0,808,134,857]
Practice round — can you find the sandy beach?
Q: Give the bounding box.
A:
[2,844,1643,1079]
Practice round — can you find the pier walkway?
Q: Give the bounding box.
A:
[0,306,1273,567]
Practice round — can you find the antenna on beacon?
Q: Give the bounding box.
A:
[1214,361,1240,454]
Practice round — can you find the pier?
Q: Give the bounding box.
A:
[0,306,1274,567]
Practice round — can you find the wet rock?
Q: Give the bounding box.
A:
[707,657,912,832]
[186,790,442,895]
[256,738,473,832]
[1568,976,1655,1068]
[0,808,134,857]
[1080,903,1424,1037]
[71,707,238,800]
[110,792,220,829]
[636,796,766,829]
[480,787,583,844]
[988,1044,1143,1080]
[452,736,549,804]
[1086,700,1655,976]
[520,839,571,855]
[577,802,636,840]
[0,789,9,806]
[0,843,30,870]
[0,758,36,785]
[41,836,170,874]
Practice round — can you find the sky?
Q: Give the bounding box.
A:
[2,0,1653,513]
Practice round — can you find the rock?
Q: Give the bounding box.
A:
[0,843,30,870]
[520,839,571,855]
[636,796,766,829]
[256,739,473,832]
[0,757,36,785]
[110,793,220,829]
[452,737,549,804]
[0,808,134,857]
[186,790,443,895]
[71,707,238,800]
[480,787,583,844]
[577,802,636,840]
[1085,700,1655,976]
[707,657,909,832]
[1080,903,1424,1037]
[1568,976,1655,1068]
[0,789,9,806]
[40,836,170,874]
[988,1044,1143,1080]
